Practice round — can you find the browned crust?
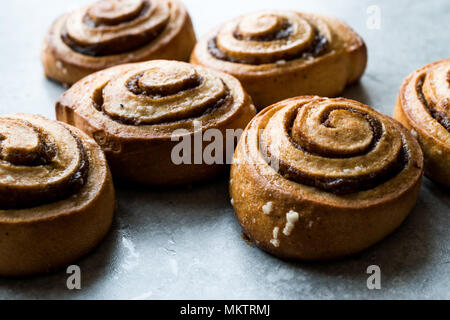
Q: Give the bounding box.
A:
[191,11,367,109]
[394,59,450,187]
[0,116,115,276]
[56,61,257,186]
[41,0,197,85]
[230,97,423,260]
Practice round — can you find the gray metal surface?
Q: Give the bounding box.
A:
[0,0,449,300]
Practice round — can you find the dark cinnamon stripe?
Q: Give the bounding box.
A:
[61,1,167,57]
[233,21,294,42]
[261,139,409,195]
[259,105,409,194]
[0,126,89,210]
[0,121,56,166]
[83,1,151,27]
[207,31,328,65]
[286,107,383,159]
[416,75,450,132]
[94,82,233,126]
[157,90,233,126]
[127,73,203,97]
[61,19,168,57]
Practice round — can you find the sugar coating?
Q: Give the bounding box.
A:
[262,201,273,215]
[270,227,280,247]
[283,210,299,236]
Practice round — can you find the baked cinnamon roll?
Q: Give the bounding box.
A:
[191,10,367,109]
[56,60,256,185]
[394,58,450,187]
[42,0,196,85]
[230,97,423,260]
[0,114,114,276]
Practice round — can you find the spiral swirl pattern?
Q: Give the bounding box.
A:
[43,0,196,85]
[230,97,423,260]
[414,60,450,133]
[395,58,450,186]
[0,114,88,210]
[56,60,256,185]
[90,60,233,126]
[61,0,169,57]
[208,10,329,65]
[192,10,367,108]
[242,97,422,196]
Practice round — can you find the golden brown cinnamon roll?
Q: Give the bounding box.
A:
[56,60,256,185]
[0,114,114,276]
[230,97,423,260]
[42,0,196,85]
[191,10,367,109]
[394,58,450,187]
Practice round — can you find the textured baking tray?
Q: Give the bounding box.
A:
[0,0,449,299]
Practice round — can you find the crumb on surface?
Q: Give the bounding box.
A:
[270,227,280,247]
[262,201,273,215]
[283,210,299,236]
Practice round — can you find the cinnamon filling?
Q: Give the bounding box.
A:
[289,107,383,158]
[207,31,328,65]
[416,75,450,132]
[83,0,150,27]
[0,124,89,210]
[233,21,294,42]
[61,24,167,57]
[61,1,169,57]
[0,125,56,167]
[127,73,203,97]
[265,145,409,195]
[92,80,233,126]
[260,107,410,195]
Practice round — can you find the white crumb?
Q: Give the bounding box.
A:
[283,210,300,236]
[270,227,280,248]
[262,201,273,215]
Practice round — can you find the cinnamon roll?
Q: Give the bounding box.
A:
[56,60,256,185]
[394,58,450,187]
[42,0,196,85]
[191,10,367,109]
[230,97,423,260]
[0,114,114,276]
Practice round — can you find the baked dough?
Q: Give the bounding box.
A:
[42,0,196,85]
[394,58,450,187]
[56,60,256,185]
[0,114,115,276]
[191,10,367,109]
[230,96,424,260]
